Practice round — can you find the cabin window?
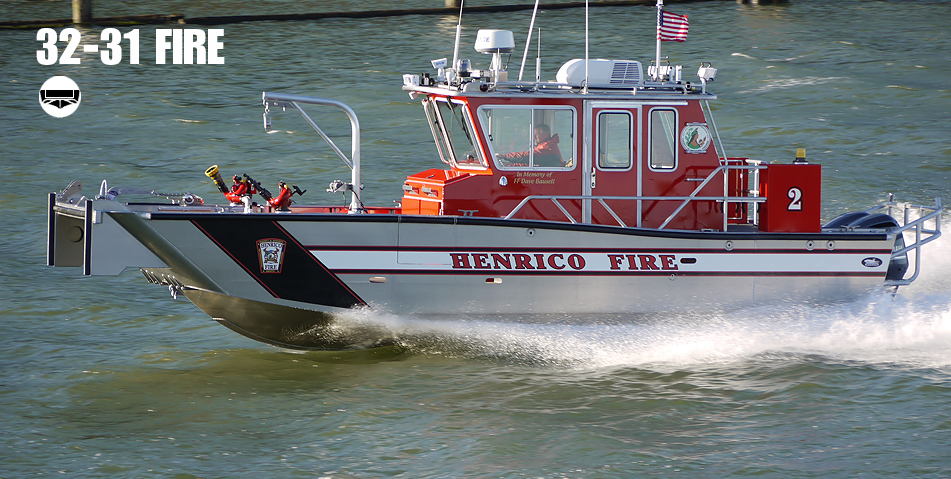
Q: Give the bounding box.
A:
[478,106,574,170]
[597,112,633,169]
[432,98,486,169]
[422,98,451,165]
[649,108,678,170]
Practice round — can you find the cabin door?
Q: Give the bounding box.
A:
[584,102,642,226]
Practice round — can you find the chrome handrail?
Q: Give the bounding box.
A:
[504,162,767,229]
[504,194,766,227]
[262,92,364,214]
[659,163,766,230]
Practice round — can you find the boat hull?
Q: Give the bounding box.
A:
[52,203,898,349]
[180,288,399,350]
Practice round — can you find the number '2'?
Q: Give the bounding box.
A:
[787,187,803,211]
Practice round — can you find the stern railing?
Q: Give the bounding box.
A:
[870,195,943,286]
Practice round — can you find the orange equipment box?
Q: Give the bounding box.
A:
[759,163,821,233]
[401,169,471,215]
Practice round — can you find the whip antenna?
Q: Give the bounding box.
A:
[451,0,465,78]
[536,29,541,82]
[518,0,542,81]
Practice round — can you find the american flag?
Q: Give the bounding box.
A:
[658,10,689,42]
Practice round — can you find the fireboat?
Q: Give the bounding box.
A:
[46,2,941,349]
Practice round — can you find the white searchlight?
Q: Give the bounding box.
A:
[697,62,717,93]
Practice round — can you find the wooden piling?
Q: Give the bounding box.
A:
[72,0,93,24]
[0,0,738,30]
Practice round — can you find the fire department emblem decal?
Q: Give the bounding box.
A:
[680,123,711,154]
[257,239,286,273]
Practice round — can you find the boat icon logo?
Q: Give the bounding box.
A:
[257,239,287,273]
[39,76,81,118]
[862,257,883,268]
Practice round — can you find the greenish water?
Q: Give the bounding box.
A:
[2,0,951,477]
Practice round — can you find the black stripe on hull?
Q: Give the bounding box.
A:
[191,218,366,308]
[305,245,893,255]
[152,212,891,241]
[330,269,884,278]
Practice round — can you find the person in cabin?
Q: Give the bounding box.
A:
[497,123,564,167]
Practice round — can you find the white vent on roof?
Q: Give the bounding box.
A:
[555,59,644,88]
[610,61,642,85]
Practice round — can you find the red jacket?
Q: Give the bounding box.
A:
[504,134,563,167]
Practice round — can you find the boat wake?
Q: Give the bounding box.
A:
[326,218,951,370]
[329,297,951,370]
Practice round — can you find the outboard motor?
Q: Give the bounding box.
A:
[824,211,908,282]
[886,234,909,282]
[823,211,900,229]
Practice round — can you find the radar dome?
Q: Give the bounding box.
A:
[474,30,515,54]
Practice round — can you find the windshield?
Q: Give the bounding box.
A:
[429,98,485,169]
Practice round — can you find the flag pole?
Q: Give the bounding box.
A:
[584,0,589,94]
[654,0,663,81]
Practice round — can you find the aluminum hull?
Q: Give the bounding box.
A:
[52,202,901,349]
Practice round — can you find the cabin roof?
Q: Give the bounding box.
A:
[404,82,718,102]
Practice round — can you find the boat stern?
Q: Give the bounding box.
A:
[47,182,168,276]
[823,196,942,288]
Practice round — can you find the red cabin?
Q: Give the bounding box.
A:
[400,52,820,233]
